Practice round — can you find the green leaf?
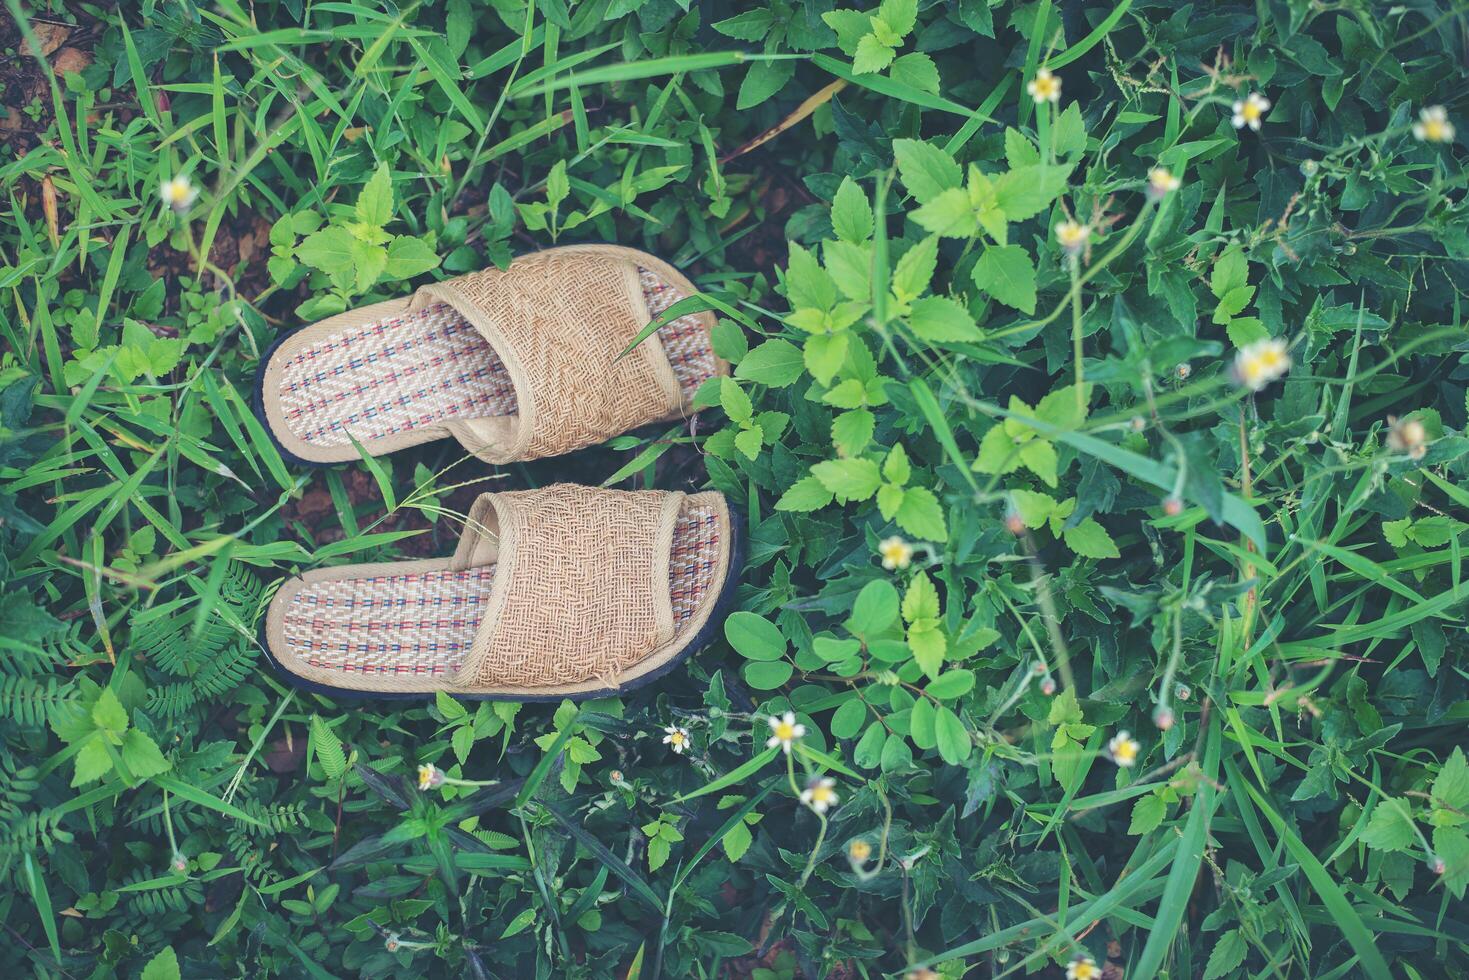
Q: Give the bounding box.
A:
[735,339,805,387]
[803,332,849,386]
[1010,489,1056,528]
[852,34,896,74]
[720,378,753,423]
[903,572,940,623]
[356,164,394,228]
[831,177,874,243]
[296,226,357,277]
[1063,517,1120,559]
[311,715,348,781]
[141,947,182,980]
[882,443,911,485]
[849,580,900,636]
[1225,315,1268,346]
[1433,747,1469,813]
[92,688,128,735]
[926,669,974,700]
[907,296,981,342]
[383,236,441,279]
[1361,798,1416,852]
[736,58,795,110]
[733,426,764,460]
[895,487,948,541]
[811,458,883,502]
[971,244,1037,314]
[1210,245,1249,298]
[992,165,1070,221]
[832,409,875,456]
[119,730,171,781]
[724,612,786,662]
[775,476,835,512]
[1019,439,1058,487]
[877,0,918,37]
[907,626,947,680]
[834,696,863,734]
[891,235,938,302]
[911,187,979,237]
[1128,794,1166,835]
[1202,930,1247,980]
[934,706,971,764]
[892,138,962,204]
[743,660,794,690]
[73,738,113,786]
[889,51,939,93]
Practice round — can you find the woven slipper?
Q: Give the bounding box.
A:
[254,244,725,466]
[261,484,741,699]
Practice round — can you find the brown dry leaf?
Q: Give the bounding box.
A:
[19,21,72,57]
[52,46,93,76]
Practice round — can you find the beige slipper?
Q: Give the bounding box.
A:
[254,245,726,466]
[261,485,741,699]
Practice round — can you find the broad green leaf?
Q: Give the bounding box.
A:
[892,138,962,204]
[971,244,1037,314]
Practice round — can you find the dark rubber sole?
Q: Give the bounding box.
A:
[255,505,745,702]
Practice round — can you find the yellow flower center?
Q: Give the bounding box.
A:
[1256,348,1285,370]
[670,731,686,747]
[1035,77,1058,99]
[1074,964,1098,980]
[849,841,872,861]
[1114,741,1138,764]
[1423,119,1446,142]
[810,785,835,804]
[774,721,796,741]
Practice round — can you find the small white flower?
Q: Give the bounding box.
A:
[848,838,873,863]
[1232,92,1271,131]
[1108,731,1141,767]
[1413,105,1455,144]
[417,763,445,790]
[1147,166,1181,200]
[799,776,840,814]
[1027,68,1062,104]
[1066,954,1101,980]
[1233,337,1292,391]
[879,535,913,571]
[1054,220,1090,253]
[159,174,199,211]
[766,712,806,754]
[1386,415,1428,460]
[662,725,691,755]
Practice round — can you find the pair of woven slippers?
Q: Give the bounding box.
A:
[254,245,741,700]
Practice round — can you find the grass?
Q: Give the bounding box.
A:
[2,1,1469,978]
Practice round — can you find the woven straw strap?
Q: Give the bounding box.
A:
[416,248,683,463]
[452,484,684,689]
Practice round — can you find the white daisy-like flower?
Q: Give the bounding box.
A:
[1147,166,1181,200]
[159,174,199,211]
[766,711,806,754]
[799,776,840,814]
[1413,105,1455,144]
[662,725,691,755]
[1233,337,1292,391]
[1054,220,1090,253]
[879,535,913,571]
[1108,731,1141,768]
[1027,68,1062,104]
[1232,92,1271,131]
[1066,954,1101,980]
[417,763,445,790]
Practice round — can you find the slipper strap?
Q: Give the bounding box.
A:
[453,484,683,690]
[417,249,683,463]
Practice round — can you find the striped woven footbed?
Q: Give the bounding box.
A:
[277,500,722,679]
[275,267,715,450]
